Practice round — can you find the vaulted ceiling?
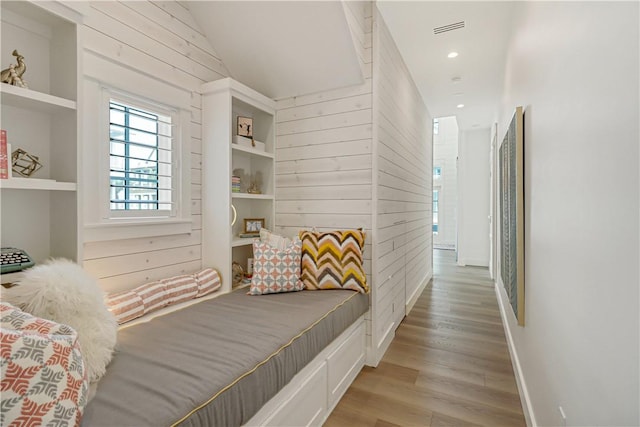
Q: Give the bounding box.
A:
[187,1,363,100]
[186,1,515,131]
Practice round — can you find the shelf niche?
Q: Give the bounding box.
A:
[0,1,80,265]
[201,78,276,293]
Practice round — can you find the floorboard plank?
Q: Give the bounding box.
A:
[325,249,526,427]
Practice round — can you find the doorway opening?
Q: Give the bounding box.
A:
[432,116,458,253]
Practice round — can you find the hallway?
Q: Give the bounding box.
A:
[325,250,526,426]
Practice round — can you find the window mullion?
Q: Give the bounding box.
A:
[124,106,131,210]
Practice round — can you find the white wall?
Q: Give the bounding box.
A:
[79,1,228,291]
[433,116,458,249]
[373,6,432,364]
[274,1,374,349]
[457,128,491,267]
[274,2,432,366]
[496,2,639,426]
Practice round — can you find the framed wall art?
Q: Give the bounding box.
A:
[499,105,525,326]
[237,116,253,138]
[243,218,264,234]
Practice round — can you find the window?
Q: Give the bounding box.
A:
[433,166,442,179]
[109,100,173,216]
[433,119,439,135]
[83,62,192,242]
[433,189,439,234]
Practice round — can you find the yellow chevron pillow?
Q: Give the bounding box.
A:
[299,229,368,294]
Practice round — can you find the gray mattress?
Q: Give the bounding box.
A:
[82,289,368,427]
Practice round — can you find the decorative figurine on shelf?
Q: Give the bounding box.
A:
[1,50,28,88]
[232,261,244,288]
[12,148,42,177]
[247,181,261,194]
[247,171,263,194]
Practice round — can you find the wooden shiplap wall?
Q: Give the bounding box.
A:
[274,1,374,341]
[81,1,228,293]
[372,7,433,361]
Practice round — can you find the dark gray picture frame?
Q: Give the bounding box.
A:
[499,106,525,326]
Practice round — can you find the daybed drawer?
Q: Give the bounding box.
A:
[262,362,328,427]
[327,319,365,406]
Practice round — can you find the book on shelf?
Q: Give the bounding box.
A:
[0,129,11,179]
[238,233,259,238]
[232,175,241,193]
[0,130,8,179]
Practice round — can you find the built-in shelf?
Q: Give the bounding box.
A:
[0,84,77,112]
[0,178,77,191]
[202,77,276,294]
[231,144,274,159]
[232,282,251,290]
[232,193,274,200]
[0,270,24,285]
[232,238,257,248]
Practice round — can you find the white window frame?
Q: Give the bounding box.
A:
[83,83,191,241]
[106,90,177,219]
[82,53,192,242]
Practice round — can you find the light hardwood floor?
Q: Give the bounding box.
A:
[325,249,526,427]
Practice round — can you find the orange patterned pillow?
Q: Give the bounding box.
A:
[0,303,89,427]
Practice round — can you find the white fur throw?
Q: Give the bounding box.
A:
[3,259,117,383]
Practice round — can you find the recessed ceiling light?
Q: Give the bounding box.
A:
[457,104,465,109]
[448,52,459,58]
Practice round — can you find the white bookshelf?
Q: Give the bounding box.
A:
[232,193,274,200]
[0,84,76,112]
[0,1,81,265]
[231,238,257,248]
[0,177,76,191]
[201,78,276,292]
[231,144,275,159]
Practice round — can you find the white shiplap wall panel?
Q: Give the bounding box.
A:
[277,123,372,149]
[275,0,375,355]
[267,2,433,369]
[371,6,433,364]
[276,109,372,136]
[276,184,372,201]
[277,154,372,175]
[277,94,372,123]
[81,1,228,290]
[277,139,371,162]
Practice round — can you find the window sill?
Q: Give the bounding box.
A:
[84,219,192,242]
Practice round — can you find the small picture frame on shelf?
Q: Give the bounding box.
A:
[244,218,265,234]
[237,116,253,138]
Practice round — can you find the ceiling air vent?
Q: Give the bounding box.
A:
[433,21,465,35]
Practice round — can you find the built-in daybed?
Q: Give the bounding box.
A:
[83,288,368,426]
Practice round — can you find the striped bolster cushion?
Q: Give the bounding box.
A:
[136,281,169,313]
[162,275,198,305]
[105,290,145,324]
[194,268,221,297]
[105,268,222,325]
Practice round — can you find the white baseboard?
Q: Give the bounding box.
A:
[494,281,537,427]
[459,257,489,267]
[366,321,395,367]
[406,269,432,314]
